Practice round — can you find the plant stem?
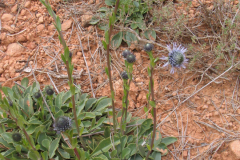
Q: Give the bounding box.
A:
[146,66,156,160]
[22,128,36,151]
[66,61,86,150]
[62,133,81,160]
[106,0,120,133]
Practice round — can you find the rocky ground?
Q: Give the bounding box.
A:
[1,0,240,159]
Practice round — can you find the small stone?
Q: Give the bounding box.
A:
[0,68,4,74]
[81,12,92,27]
[3,25,16,34]
[27,42,36,49]
[38,16,44,24]
[77,52,82,56]
[11,4,18,13]
[88,0,94,4]
[48,24,55,31]
[202,105,208,109]
[20,9,26,16]
[36,24,44,31]
[6,43,24,56]
[24,1,31,8]
[192,0,200,7]
[36,13,41,18]
[1,14,13,21]
[230,140,240,159]
[16,35,27,42]
[62,20,72,31]
[0,32,7,41]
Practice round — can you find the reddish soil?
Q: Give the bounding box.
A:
[1,0,240,159]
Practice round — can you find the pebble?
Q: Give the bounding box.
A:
[36,24,45,31]
[38,16,44,24]
[1,14,13,21]
[20,9,26,16]
[230,140,240,159]
[11,4,18,13]
[3,25,15,34]
[24,1,31,8]
[6,43,24,56]
[62,20,73,31]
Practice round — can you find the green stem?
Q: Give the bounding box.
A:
[146,53,157,160]
[66,61,86,150]
[106,0,120,133]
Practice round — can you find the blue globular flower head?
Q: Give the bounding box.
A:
[45,86,54,96]
[161,43,188,74]
[34,92,41,99]
[12,133,22,142]
[144,43,154,52]
[53,116,72,134]
[121,71,129,80]
[122,49,131,59]
[126,53,136,63]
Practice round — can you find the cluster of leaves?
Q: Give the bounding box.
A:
[0,78,113,159]
[90,0,156,49]
[0,78,176,159]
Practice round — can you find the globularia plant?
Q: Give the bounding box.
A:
[161,43,188,74]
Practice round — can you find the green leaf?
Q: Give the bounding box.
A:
[153,143,168,156]
[123,31,138,47]
[42,139,50,150]
[105,0,116,6]
[102,40,107,50]
[21,77,29,88]
[49,138,60,158]
[28,149,41,160]
[41,151,48,160]
[105,67,109,77]
[26,124,39,134]
[144,106,148,113]
[161,137,177,146]
[85,98,97,111]
[105,30,109,44]
[56,16,61,31]
[62,90,71,104]
[149,101,156,108]
[91,136,120,157]
[1,132,13,143]
[122,147,130,158]
[151,151,161,160]
[76,100,85,117]
[58,148,70,159]
[111,150,118,158]
[139,119,152,136]
[104,127,110,138]
[37,133,52,151]
[89,16,100,25]
[127,143,137,156]
[138,145,145,157]
[133,1,139,7]
[111,32,123,49]
[61,54,66,63]
[94,98,112,112]
[144,30,156,40]
[78,112,96,120]
[0,137,13,148]
[3,148,16,157]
